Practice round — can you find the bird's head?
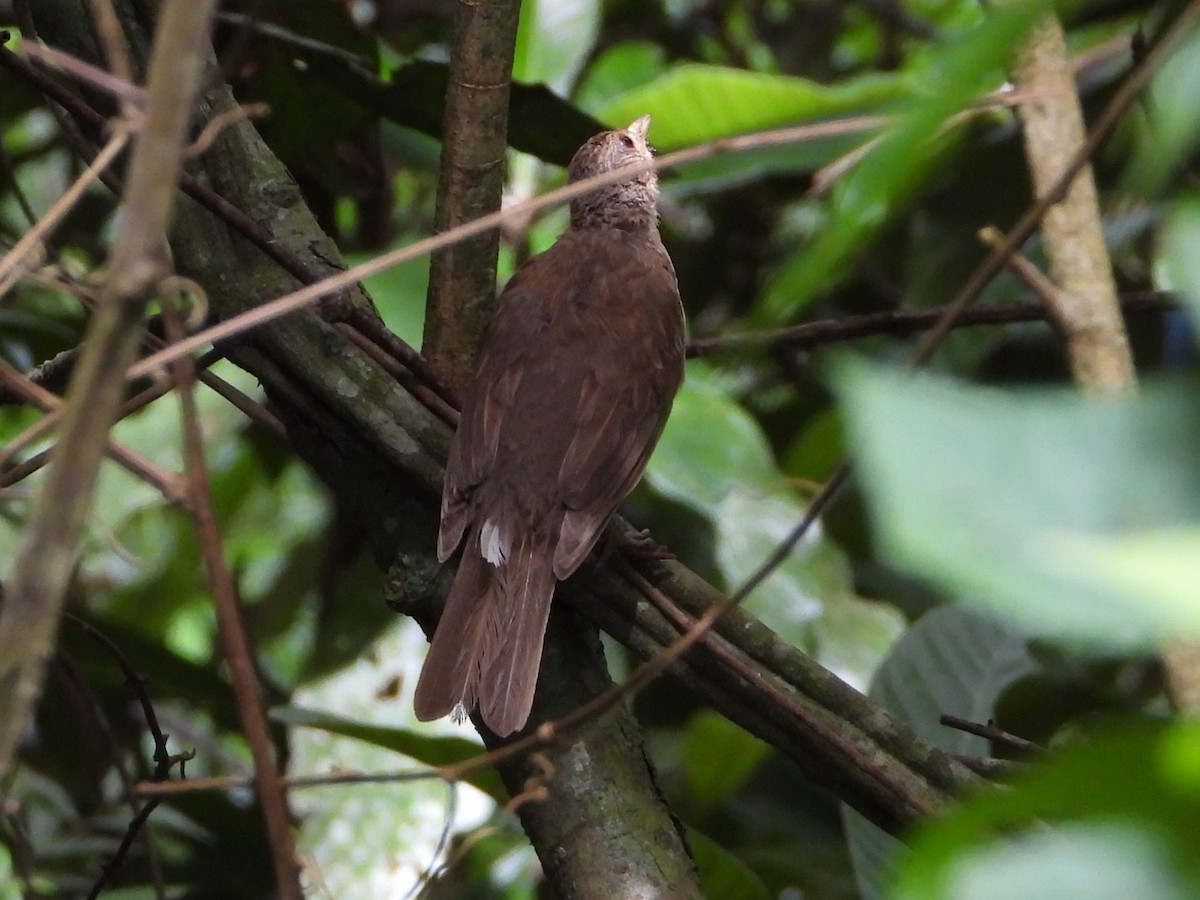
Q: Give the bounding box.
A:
[567,116,660,231]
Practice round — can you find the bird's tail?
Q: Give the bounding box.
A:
[413,532,557,737]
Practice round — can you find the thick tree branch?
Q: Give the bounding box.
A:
[422,0,521,387]
[1010,10,1135,390]
[1008,6,1200,713]
[165,305,303,899]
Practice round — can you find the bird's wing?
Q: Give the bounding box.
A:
[437,254,564,560]
[552,243,685,578]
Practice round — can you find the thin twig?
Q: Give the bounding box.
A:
[0,358,184,500]
[20,40,145,105]
[0,129,129,297]
[940,714,1041,755]
[163,300,302,898]
[978,225,1067,313]
[61,610,190,899]
[686,292,1173,358]
[86,0,134,92]
[63,614,177,773]
[0,0,221,804]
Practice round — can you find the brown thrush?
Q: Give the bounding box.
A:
[413,116,685,736]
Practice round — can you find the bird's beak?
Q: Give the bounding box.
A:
[628,115,651,139]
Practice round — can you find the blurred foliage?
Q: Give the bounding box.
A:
[3,0,1200,897]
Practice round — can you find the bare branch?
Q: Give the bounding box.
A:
[163,304,302,899]
[0,0,219,791]
[1009,8,1135,390]
[421,0,521,388]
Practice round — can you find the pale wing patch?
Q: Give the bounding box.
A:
[480,518,509,567]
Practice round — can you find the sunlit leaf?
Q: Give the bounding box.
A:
[514,0,601,94]
[649,366,902,685]
[598,65,902,150]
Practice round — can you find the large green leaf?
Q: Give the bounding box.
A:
[648,366,903,685]
[596,66,899,190]
[892,722,1200,899]
[870,607,1038,753]
[598,65,902,151]
[513,0,601,95]
[648,367,780,514]
[834,361,1200,650]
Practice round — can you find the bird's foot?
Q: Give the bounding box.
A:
[616,526,674,561]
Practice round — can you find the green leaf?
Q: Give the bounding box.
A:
[689,829,771,900]
[513,0,601,94]
[682,711,770,815]
[871,607,1038,753]
[833,361,1200,650]
[905,821,1197,900]
[649,367,903,685]
[574,41,667,114]
[1126,27,1200,197]
[598,64,903,150]
[844,607,1039,899]
[756,0,1047,325]
[648,367,780,514]
[892,722,1200,899]
[1048,529,1200,616]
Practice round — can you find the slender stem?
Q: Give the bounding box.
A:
[0,0,221,786]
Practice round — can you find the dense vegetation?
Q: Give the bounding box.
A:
[3,0,1200,897]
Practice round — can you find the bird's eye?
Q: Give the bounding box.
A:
[619,134,636,149]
